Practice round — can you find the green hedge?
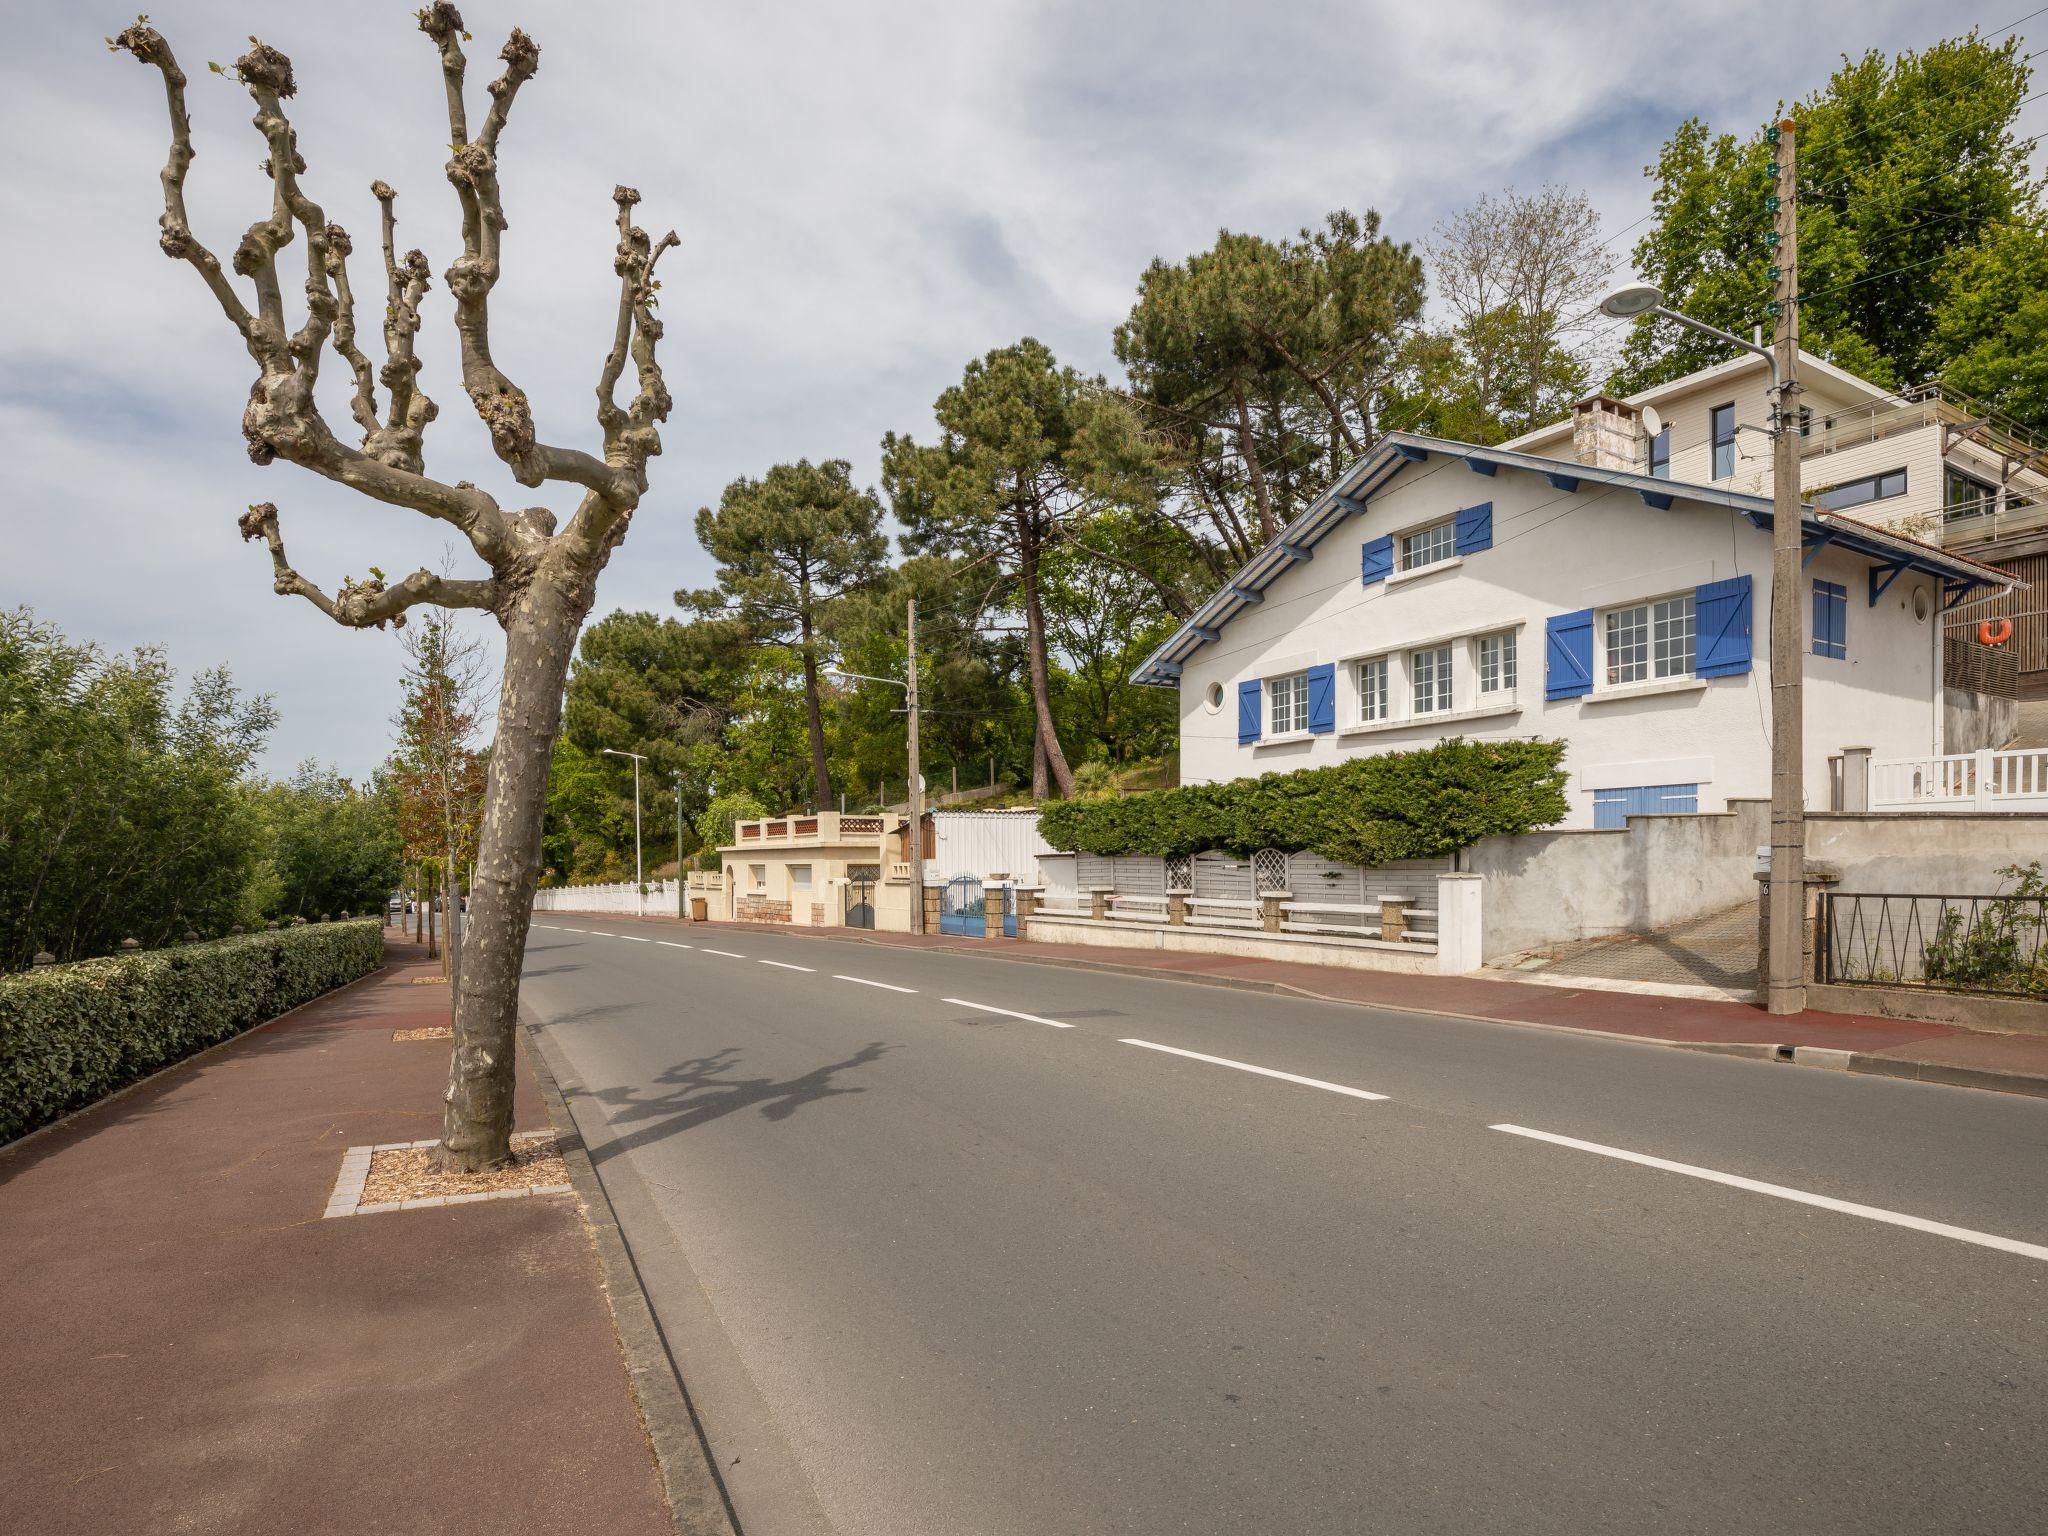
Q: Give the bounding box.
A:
[0,918,384,1143]
[1037,738,1570,865]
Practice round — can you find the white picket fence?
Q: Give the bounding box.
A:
[1870,747,2048,812]
[533,880,680,916]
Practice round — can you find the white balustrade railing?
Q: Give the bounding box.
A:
[533,880,677,916]
[1870,747,2048,812]
[1104,893,1171,924]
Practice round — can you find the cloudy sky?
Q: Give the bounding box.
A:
[0,0,2011,779]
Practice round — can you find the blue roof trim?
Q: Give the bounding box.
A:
[1128,431,2015,687]
[1639,489,1674,510]
[1465,458,1498,476]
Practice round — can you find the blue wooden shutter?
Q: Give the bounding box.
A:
[1306,663,1336,733]
[1812,579,1846,659]
[1454,501,1493,555]
[1545,609,1594,699]
[1237,680,1262,744]
[1695,575,1754,677]
[1361,534,1393,585]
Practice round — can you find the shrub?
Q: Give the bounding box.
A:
[0,918,384,1143]
[1037,738,1569,864]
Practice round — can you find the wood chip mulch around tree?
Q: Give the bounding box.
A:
[409,976,449,986]
[361,1133,569,1205]
[392,1026,453,1041]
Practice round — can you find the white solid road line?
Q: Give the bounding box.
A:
[833,974,918,994]
[702,948,746,959]
[760,960,816,972]
[657,941,692,949]
[1491,1124,2048,1263]
[944,998,1074,1029]
[1119,1039,1388,1101]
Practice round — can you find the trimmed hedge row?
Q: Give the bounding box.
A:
[1037,738,1570,865]
[0,918,385,1143]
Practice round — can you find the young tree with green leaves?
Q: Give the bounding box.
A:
[883,340,1150,799]
[1612,32,2039,403]
[679,460,886,809]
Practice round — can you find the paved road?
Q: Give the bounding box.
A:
[520,919,2048,1536]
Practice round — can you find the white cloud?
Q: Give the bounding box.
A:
[0,0,1990,778]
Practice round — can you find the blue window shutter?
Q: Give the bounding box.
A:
[1545,609,1594,699]
[1361,534,1393,585]
[1306,663,1336,734]
[1695,575,1754,677]
[1237,680,1262,744]
[1454,501,1493,555]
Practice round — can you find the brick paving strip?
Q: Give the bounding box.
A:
[0,930,727,1536]
[571,913,2048,1099]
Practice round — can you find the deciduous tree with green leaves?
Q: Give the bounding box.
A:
[679,460,886,809]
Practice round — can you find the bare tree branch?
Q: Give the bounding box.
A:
[323,223,379,435]
[238,502,499,628]
[370,182,437,472]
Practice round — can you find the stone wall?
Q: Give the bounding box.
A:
[735,896,792,924]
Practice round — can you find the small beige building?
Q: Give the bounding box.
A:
[714,812,927,930]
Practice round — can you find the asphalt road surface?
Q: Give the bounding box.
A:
[521,918,2048,1536]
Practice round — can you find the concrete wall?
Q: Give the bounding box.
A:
[1466,799,1769,960]
[1943,687,2020,753]
[1175,455,1944,827]
[534,881,679,916]
[1807,812,2048,895]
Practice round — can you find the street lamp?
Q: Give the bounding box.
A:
[602,747,647,895]
[1601,269,1807,1014]
[825,596,925,932]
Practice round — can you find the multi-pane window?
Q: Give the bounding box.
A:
[1477,630,1517,697]
[1945,468,1993,522]
[1813,579,1847,659]
[1648,427,1671,479]
[1399,519,1457,572]
[1710,403,1736,480]
[1411,644,1454,714]
[1268,671,1310,735]
[1356,656,1389,723]
[1815,468,1907,512]
[1606,594,1695,685]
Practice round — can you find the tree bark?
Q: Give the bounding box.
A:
[1231,379,1277,547]
[1017,524,1076,799]
[436,575,586,1171]
[798,588,831,810]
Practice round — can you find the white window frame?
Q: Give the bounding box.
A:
[1602,591,1696,689]
[1399,518,1457,573]
[1476,629,1517,700]
[749,863,768,893]
[1268,670,1310,736]
[1411,643,1455,716]
[1356,655,1390,724]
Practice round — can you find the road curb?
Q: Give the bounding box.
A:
[585,916,2048,1101]
[521,1010,741,1536]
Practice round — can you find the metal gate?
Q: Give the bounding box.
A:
[844,864,878,930]
[938,875,984,936]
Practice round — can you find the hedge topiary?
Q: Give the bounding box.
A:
[0,918,384,1143]
[1037,738,1569,865]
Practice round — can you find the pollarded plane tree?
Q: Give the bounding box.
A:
[113,7,678,1170]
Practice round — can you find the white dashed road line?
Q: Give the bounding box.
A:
[621,935,652,943]
[1119,1039,1389,1102]
[657,940,692,949]
[702,948,746,959]
[944,998,1074,1029]
[1491,1124,2048,1263]
[760,960,815,972]
[833,974,917,994]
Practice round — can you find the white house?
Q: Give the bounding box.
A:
[1134,429,2017,830]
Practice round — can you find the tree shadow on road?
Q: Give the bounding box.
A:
[583,1043,890,1164]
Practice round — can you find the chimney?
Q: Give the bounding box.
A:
[1570,395,1642,472]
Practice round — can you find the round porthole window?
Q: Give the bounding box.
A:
[1205,681,1225,711]
[1912,586,1931,622]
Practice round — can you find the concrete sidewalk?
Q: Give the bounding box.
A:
[609,914,2048,1099]
[0,932,678,1536]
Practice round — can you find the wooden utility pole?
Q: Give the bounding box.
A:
[1766,115,1806,1015]
[907,598,925,934]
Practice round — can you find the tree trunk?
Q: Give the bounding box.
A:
[1017,528,1075,799]
[435,576,586,1172]
[1231,379,1277,547]
[798,599,831,811]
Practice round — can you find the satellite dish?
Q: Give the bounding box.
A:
[1640,405,1664,439]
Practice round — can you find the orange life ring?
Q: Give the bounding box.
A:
[1979,618,2014,646]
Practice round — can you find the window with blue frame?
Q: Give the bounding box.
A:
[1812,578,1847,658]
[1648,427,1671,478]
[1593,784,1699,829]
[1710,403,1736,480]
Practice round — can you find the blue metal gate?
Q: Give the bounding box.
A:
[938,875,984,936]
